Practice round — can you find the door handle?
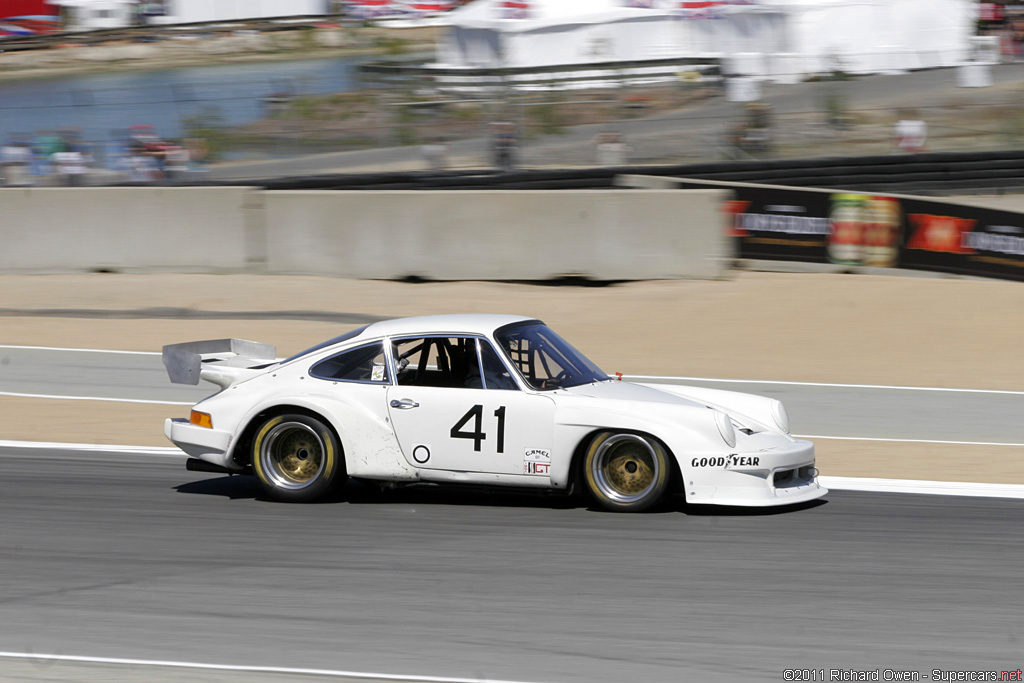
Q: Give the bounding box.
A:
[390,399,420,409]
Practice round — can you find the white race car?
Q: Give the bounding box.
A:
[163,315,826,511]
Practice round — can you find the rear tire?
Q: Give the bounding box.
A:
[583,432,670,512]
[251,414,346,503]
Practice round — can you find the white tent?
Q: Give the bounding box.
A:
[436,0,682,68]
[435,0,977,77]
[779,0,976,75]
[154,0,330,24]
[55,0,136,30]
[54,0,330,29]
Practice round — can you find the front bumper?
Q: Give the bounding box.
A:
[164,418,233,468]
[685,438,827,507]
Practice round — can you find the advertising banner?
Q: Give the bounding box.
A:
[670,178,1024,281]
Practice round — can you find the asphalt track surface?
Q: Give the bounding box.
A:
[1,448,1023,682]
[0,446,1021,683]
[0,347,210,405]
[5,346,1024,444]
[4,346,1024,681]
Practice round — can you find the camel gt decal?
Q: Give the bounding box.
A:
[524,448,551,475]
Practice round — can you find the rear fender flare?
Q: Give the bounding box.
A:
[230,394,414,479]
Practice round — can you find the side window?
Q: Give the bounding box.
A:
[393,337,482,389]
[311,343,389,383]
[480,340,519,390]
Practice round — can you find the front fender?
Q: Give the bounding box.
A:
[550,400,730,488]
[635,383,786,435]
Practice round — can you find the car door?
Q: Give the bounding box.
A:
[386,335,555,476]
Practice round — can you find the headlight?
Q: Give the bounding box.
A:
[713,410,736,447]
[770,400,790,434]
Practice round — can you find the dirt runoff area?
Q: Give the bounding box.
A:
[2,270,1023,484]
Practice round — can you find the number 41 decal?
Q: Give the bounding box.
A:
[450,405,506,453]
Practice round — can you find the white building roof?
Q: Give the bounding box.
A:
[449,0,677,31]
[51,0,133,6]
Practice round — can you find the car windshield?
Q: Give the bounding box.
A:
[494,322,607,391]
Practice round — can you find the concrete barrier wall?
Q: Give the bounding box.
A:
[0,187,729,280]
[0,188,254,273]
[262,189,729,280]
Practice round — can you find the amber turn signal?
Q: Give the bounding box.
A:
[190,410,213,429]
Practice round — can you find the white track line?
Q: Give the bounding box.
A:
[0,391,192,406]
[628,374,1024,396]
[0,344,159,355]
[0,652,543,683]
[821,476,1024,500]
[795,434,1024,447]
[0,440,183,455]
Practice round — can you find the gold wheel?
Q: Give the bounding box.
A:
[259,421,326,491]
[602,447,656,496]
[251,414,344,503]
[584,433,670,512]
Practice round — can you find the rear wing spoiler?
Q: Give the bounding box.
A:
[162,339,277,386]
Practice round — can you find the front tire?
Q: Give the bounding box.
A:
[251,414,346,503]
[583,432,670,512]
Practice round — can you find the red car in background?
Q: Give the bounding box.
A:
[0,0,60,37]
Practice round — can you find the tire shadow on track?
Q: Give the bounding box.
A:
[174,475,585,510]
[173,475,829,515]
[174,474,265,500]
